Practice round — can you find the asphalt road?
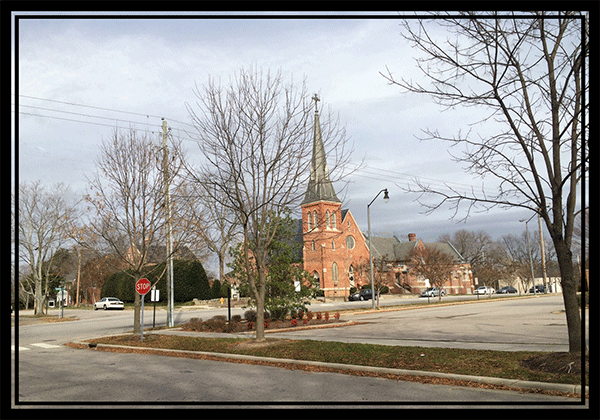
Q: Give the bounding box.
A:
[10,294,588,409]
[14,344,577,407]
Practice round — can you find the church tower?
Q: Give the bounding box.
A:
[301,95,370,299]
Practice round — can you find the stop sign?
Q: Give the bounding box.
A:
[135,278,151,296]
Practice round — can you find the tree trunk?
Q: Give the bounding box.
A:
[254,270,266,341]
[554,239,582,353]
[34,277,44,315]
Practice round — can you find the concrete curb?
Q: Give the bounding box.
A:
[73,341,587,396]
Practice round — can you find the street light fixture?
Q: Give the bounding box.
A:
[367,188,389,309]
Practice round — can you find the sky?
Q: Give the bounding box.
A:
[12,11,566,263]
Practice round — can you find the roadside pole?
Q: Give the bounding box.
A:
[227,286,231,323]
[141,295,145,342]
[135,278,151,342]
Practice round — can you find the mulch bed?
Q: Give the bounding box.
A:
[520,351,588,378]
[180,315,348,334]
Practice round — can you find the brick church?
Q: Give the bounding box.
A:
[300,97,474,299]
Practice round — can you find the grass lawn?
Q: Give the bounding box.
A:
[86,333,586,386]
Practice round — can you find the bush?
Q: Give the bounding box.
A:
[269,307,288,321]
[203,317,227,332]
[231,314,242,323]
[186,318,203,330]
[244,310,257,322]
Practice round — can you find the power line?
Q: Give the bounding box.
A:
[14,110,165,135]
[14,94,498,196]
[17,104,161,130]
[349,164,499,197]
[16,94,164,120]
[15,93,197,129]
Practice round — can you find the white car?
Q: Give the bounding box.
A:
[420,287,446,297]
[473,286,495,295]
[94,297,124,310]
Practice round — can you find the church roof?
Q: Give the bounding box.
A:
[367,235,465,263]
[301,99,341,205]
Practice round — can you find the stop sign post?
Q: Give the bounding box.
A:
[136,278,151,342]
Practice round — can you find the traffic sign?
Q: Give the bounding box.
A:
[135,278,151,296]
[151,288,160,302]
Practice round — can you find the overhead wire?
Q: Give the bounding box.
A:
[347,163,500,197]
[14,93,499,196]
[13,94,192,142]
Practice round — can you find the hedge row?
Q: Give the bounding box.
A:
[101,259,216,303]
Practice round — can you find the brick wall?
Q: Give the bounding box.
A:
[302,203,371,298]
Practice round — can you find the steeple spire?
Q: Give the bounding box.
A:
[302,95,341,205]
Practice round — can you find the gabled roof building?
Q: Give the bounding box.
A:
[300,96,474,299]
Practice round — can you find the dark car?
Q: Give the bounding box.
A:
[349,289,378,301]
[497,286,518,294]
[529,285,545,294]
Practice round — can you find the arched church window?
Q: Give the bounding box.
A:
[331,240,336,250]
[332,211,336,229]
[313,211,318,228]
[348,265,355,286]
[326,210,330,228]
[307,212,312,230]
[312,240,316,251]
[332,262,338,283]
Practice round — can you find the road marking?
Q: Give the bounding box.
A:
[12,343,62,351]
[11,346,30,351]
[30,343,61,349]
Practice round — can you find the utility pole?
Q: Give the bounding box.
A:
[538,212,548,293]
[523,218,536,295]
[162,118,174,327]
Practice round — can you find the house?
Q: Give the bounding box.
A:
[367,233,474,295]
[299,96,474,299]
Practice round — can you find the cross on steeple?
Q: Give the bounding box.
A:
[312,94,320,113]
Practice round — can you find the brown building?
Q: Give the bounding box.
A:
[300,98,473,299]
[368,234,474,295]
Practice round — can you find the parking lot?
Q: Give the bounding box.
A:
[269,294,586,352]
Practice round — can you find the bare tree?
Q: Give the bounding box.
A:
[17,181,80,314]
[175,179,241,281]
[382,12,587,352]
[85,128,189,334]
[439,229,492,268]
[186,66,351,340]
[409,244,456,302]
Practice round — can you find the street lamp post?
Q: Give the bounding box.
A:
[520,216,536,296]
[367,188,389,309]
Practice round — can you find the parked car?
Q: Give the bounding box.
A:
[349,289,378,301]
[420,287,446,297]
[94,297,124,310]
[529,285,545,294]
[497,286,518,294]
[473,286,495,295]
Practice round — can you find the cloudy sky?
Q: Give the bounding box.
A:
[13,11,545,251]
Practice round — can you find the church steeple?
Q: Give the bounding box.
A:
[302,94,341,205]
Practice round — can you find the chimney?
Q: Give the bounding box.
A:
[408,233,416,242]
